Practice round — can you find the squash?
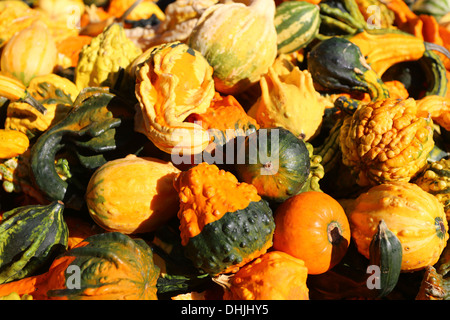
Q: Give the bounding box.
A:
[0,201,67,284]
[173,162,275,276]
[56,35,93,68]
[75,22,142,90]
[348,181,449,272]
[416,95,450,131]
[339,97,435,186]
[0,129,29,159]
[248,55,325,141]
[188,0,277,95]
[64,215,104,250]
[86,154,181,234]
[5,74,79,138]
[317,0,368,36]
[412,0,450,21]
[274,0,321,54]
[29,87,144,206]
[415,266,446,300]
[415,158,450,221]
[234,127,311,203]
[134,41,215,156]
[273,191,351,275]
[0,232,160,300]
[108,0,165,21]
[307,36,390,101]
[219,251,309,300]
[1,20,57,86]
[368,220,402,298]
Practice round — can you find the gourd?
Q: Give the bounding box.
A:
[348,181,449,271]
[5,74,79,138]
[86,154,181,234]
[75,23,142,90]
[368,220,402,298]
[0,201,67,284]
[415,266,447,300]
[134,41,215,156]
[1,20,57,86]
[0,232,160,300]
[219,251,309,300]
[274,0,321,54]
[173,163,275,276]
[0,130,29,159]
[416,95,450,131]
[248,55,325,141]
[307,36,390,102]
[188,0,277,95]
[56,35,93,68]
[273,191,351,275]
[29,87,145,206]
[234,128,311,203]
[414,158,450,220]
[412,0,450,21]
[339,97,435,186]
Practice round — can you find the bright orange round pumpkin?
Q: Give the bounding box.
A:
[272,191,351,275]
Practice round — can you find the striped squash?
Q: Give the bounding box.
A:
[275,1,321,54]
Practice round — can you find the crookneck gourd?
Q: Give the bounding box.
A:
[5,74,79,138]
[0,201,67,284]
[188,0,278,95]
[29,87,145,207]
[348,181,449,272]
[339,97,435,186]
[173,162,275,276]
[0,232,160,300]
[249,55,325,141]
[134,41,215,156]
[86,154,181,234]
[75,22,142,90]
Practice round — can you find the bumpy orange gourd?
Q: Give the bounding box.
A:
[1,20,57,86]
[86,154,181,234]
[273,191,351,275]
[348,182,449,272]
[222,251,309,300]
[340,98,435,186]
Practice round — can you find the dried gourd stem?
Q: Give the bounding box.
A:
[212,273,233,291]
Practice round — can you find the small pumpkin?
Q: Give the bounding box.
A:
[348,181,449,272]
[86,154,181,234]
[0,129,29,159]
[220,251,309,300]
[1,20,57,86]
[273,191,351,275]
[188,0,277,94]
[173,162,275,276]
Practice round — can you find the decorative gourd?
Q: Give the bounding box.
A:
[0,130,29,159]
[188,0,277,95]
[75,23,142,90]
[415,158,450,220]
[368,220,402,298]
[1,20,57,86]
[354,0,395,29]
[249,55,325,141]
[0,201,67,284]
[273,191,351,275]
[56,35,93,68]
[64,215,104,250]
[339,98,435,186]
[108,0,165,21]
[29,87,145,206]
[234,128,311,203]
[185,92,259,153]
[416,95,450,131]
[134,41,215,155]
[0,232,160,300]
[348,182,449,271]
[86,154,180,234]
[5,74,79,138]
[416,266,446,300]
[274,0,321,54]
[307,37,390,101]
[219,251,309,300]
[412,0,450,21]
[173,163,275,276]
[317,0,368,36]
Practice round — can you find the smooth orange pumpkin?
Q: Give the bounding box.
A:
[273,191,351,275]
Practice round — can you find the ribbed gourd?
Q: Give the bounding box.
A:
[173,163,275,276]
[0,201,67,284]
[188,0,278,95]
[274,0,321,54]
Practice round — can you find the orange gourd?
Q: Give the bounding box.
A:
[273,191,351,275]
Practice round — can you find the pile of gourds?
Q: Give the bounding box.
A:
[0,0,449,300]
